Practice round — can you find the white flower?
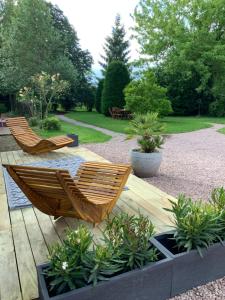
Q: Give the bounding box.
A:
[62,261,68,270]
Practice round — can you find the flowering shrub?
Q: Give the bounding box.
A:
[19,72,70,119]
[44,213,158,296]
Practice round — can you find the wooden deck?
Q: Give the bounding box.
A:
[0,147,176,300]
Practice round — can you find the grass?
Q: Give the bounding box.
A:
[66,111,225,134]
[34,119,111,144]
[66,111,129,133]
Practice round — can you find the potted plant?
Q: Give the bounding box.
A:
[127,112,164,177]
[37,213,172,300]
[150,188,225,297]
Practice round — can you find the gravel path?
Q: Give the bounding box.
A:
[61,116,225,299]
[85,123,225,201]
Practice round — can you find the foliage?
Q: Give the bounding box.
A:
[165,195,222,256]
[100,14,130,72]
[48,3,93,107]
[101,61,130,116]
[82,83,96,112]
[125,70,172,116]
[103,213,158,271]
[44,226,92,295]
[41,117,61,131]
[95,79,104,113]
[0,0,93,112]
[133,0,225,115]
[28,116,39,127]
[19,72,69,119]
[127,113,164,153]
[0,102,7,114]
[44,213,158,296]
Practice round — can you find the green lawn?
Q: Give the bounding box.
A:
[34,119,111,144]
[66,111,225,134]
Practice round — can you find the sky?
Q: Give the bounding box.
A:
[49,0,140,71]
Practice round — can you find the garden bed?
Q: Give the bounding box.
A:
[38,252,172,300]
[151,232,225,297]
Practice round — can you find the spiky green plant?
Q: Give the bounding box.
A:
[165,195,222,257]
[103,213,158,270]
[126,112,164,153]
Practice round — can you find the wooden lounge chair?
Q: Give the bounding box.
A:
[6,117,73,154]
[3,162,132,224]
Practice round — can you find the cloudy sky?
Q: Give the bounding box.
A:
[49,0,140,71]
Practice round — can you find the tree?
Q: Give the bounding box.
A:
[19,72,69,119]
[0,0,91,112]
[124,70,172,116]
[48,3,93,106]
[95,79,104,113]
[101,61,130,116]
[133,0,225,115]
[100,14,130,72]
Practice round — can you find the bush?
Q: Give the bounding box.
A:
[41,117,61,130]
[95,79,104,113]
[44,213,158,296]
[165,195,222,256]
[209,100,225,117]
[101,61,130,116]
[0,103,7,115]
[124,70,172,116]
[28,116,39,127]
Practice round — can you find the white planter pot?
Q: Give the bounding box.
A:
[130,149,162,177]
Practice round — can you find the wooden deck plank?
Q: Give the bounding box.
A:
[11,210,38,300]
[0,152,22,300]
[0,146,176,300]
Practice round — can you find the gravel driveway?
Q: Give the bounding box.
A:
[85,124,225,201]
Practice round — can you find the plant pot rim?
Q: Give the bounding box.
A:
[151,230,225,259]
[131,148,161,154]
[37,250,172,299]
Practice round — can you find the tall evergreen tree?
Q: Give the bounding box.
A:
[100,14,130,72]
[101,61,130,116]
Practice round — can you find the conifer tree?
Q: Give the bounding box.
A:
[100,14,130,72]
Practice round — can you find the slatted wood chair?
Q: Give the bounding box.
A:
[3,162,131,224]
[6,117,73,154]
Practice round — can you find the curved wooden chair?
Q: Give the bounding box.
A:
[3,162,131,224]
[6,117,73,154]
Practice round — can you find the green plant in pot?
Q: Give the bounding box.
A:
[126,112,164,177]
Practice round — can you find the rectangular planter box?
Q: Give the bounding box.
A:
[37,251,172,300]
[67,134,79,147]
[151,231,225,297]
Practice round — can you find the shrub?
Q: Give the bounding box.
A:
[95,79,104,113]
[165,195,222,256]
[124,70,172,116]
[101,61,130,116]
[28,116,39,127]
[0,103,7,115]
[41,117,61,130]
[209,100,225,117]
[44,213,158,296]
[103,213,158,271]
[126,112,164,153]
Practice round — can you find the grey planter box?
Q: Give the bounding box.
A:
[151,231,225,297]
[37,251,172,300]
[67,134,79,147]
